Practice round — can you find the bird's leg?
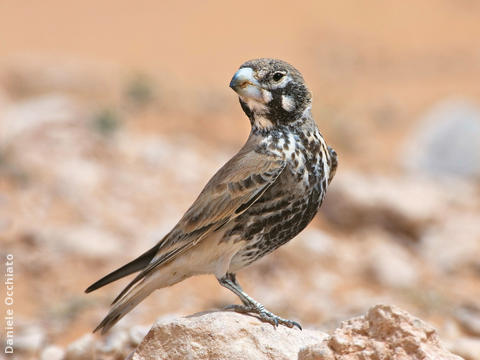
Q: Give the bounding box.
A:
[225,272,243,291]
[224,272,250,306]
[218,274,302,330]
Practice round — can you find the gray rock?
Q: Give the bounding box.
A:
[403,99,480,178]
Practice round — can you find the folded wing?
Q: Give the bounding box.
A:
[86,138,285,308]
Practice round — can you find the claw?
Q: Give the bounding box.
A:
[274,317,279,327]
[225,303,302,330]
[292,320,302,330]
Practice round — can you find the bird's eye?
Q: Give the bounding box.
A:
[272,72,285,82]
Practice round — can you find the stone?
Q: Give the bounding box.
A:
[65,334,95,360]
[403,99,480,178]
[129,325,151,346]
[322,304,463,360]
[367,231,419,288]
[449,337,480,360]
[322,172,446,241]
[0,94,79,144]
[298,342,335,360]
[131,305,462,360]
[15,324,46,352]
[40,345,65,360]
[98,329,129,355]
[131,310,328,360]
[455,305,480,337]
[420,213,480,272]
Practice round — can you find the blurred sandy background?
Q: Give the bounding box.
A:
[1,0,480,358]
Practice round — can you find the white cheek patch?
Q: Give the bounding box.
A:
[281,95,296,112]
[261,89,273,103]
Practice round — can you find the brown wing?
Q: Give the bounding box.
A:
[111,137,285,304]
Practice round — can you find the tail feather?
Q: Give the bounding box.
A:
[93,278,155,334]
[85,244,159,293]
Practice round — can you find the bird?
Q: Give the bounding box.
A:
[85,58,338,334]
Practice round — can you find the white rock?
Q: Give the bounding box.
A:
[15,325,46,352]
[99,329,129,354]
[132,311,328,360]
[128,325,150,346]
[53,159,103,191]
[65,334,95,360]
[450,337,480,360]
[131,306,462,360]
[41,345,65,360]
[323,305,462,360]
[0,94,79,144]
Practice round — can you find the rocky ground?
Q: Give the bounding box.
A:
[1,1,480,359]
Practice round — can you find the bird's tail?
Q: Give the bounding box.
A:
[93,278,155,334]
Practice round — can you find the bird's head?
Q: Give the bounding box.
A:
[230,58,312,131]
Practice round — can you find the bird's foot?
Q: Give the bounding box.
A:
[224,304,302,330]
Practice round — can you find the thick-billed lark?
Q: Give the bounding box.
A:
[86,58,337,333]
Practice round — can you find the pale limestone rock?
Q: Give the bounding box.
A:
[40,345,65,360]
[0,94,79,144]
[128,325,151,346]
[131,310,328,360]
[131,306,462,360]
[99,329,129,355]
[300,304,463,360]
[65,334,95,360]
[15,324,46,352]
[449,337,480,360]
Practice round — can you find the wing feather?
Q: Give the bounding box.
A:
[111,138,285,304]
